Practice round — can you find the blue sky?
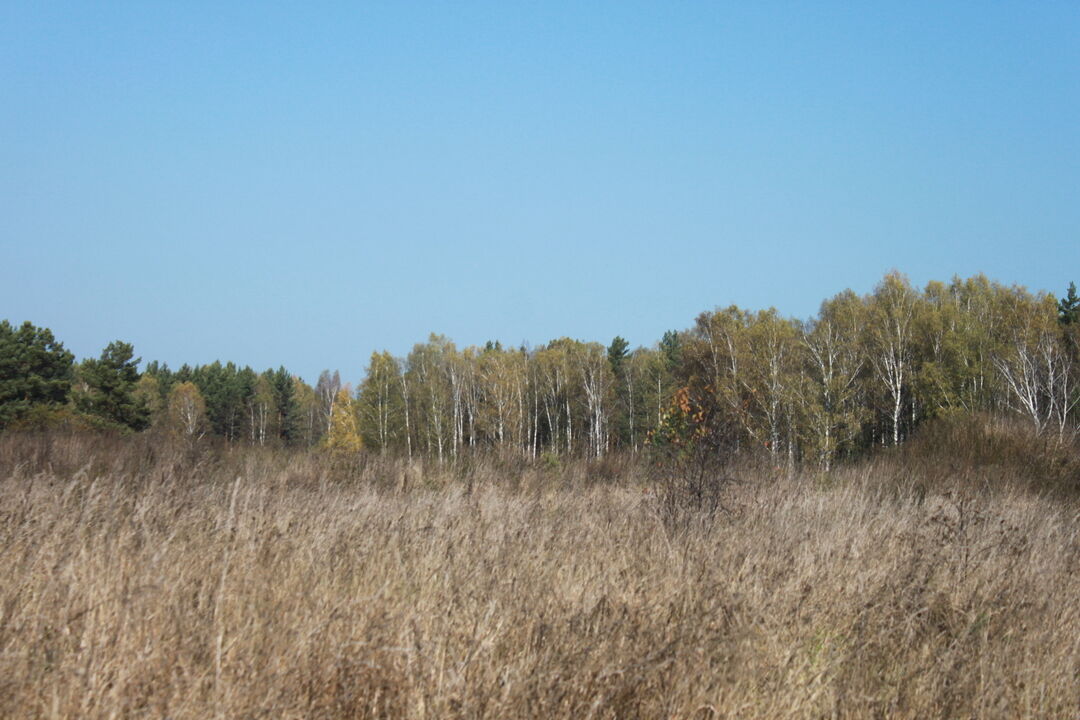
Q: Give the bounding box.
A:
[3,1,1078,383]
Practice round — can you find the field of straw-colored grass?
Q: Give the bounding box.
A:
[0,433,1078,719]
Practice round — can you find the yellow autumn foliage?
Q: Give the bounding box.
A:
[324,387,363,454]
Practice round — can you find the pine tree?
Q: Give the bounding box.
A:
[271,367,301,445]
[1059,282,1079,325]
[607,336,629,377]
[0,320,74,427]
[76,341,150,431]
[659,330,682,371]
[606,336,631,446]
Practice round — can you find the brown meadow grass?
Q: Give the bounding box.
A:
[0,430,1078,719]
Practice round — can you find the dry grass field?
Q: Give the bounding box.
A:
[1,431,1078,719]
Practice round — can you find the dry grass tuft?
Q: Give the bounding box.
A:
[1,432,1078,718]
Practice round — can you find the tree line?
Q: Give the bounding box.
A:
[2,272,1078,467]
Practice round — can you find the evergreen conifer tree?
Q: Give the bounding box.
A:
[76,341,150,430]
[0,320,74,427]
[1059,282,1079,325]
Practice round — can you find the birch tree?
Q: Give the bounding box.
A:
[315,370,342,436]
[741,309,801,463]
[992,289,1078,439]
[866,272,920,445]
[689,306,755,450]
[575,341,614,457]
[356,351,404,453]
[801,290,866,470]
[324,387,363,454]
[406,335,454,461]
[478,346,527,449]
[168,381,206,438]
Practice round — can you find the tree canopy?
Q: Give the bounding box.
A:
[3,273,1078,459]
[0,320,74,428]
[76,341,150,431]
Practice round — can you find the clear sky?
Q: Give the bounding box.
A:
[3,2,1078,383]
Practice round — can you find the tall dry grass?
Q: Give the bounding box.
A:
[0,431,1078,718]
